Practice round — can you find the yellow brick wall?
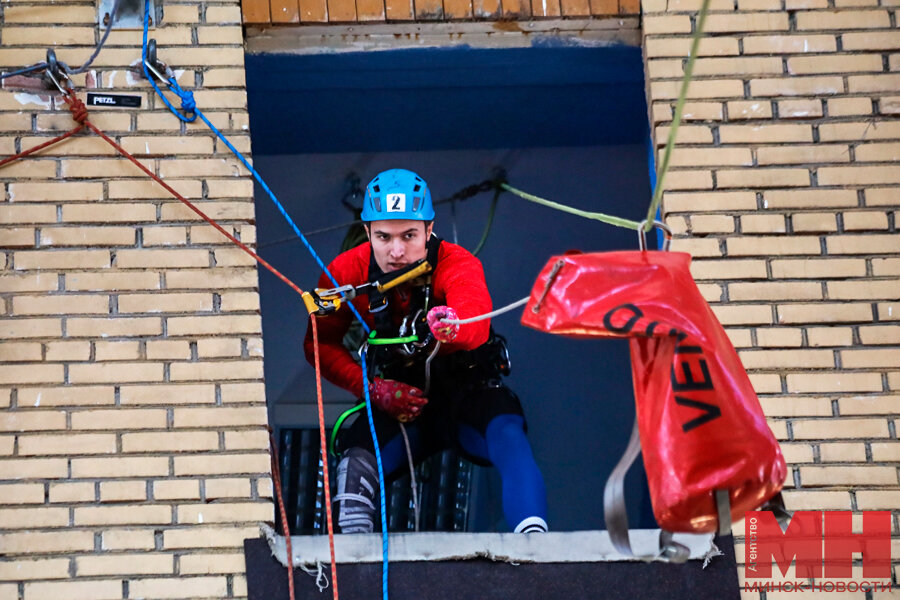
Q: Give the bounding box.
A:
[0,2,271,599]
[644,0,899,594]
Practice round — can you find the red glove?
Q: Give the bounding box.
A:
[369,378,428,422]
[426,305,460,343]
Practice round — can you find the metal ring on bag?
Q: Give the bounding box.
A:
[637,220,673,252]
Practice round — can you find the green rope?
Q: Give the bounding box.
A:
[471,186,501,256]
[330,402,365,456]
[644,0,712,231]
[501,183,643,231]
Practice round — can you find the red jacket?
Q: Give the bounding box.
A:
[303,240,492,398]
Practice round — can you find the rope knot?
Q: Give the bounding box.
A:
[180,89,196,113]
[66,94,88,124]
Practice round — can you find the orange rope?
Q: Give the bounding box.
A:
[311,315,340,599]
[269,430,297,600]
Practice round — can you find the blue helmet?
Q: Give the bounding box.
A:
[361,168,435,222]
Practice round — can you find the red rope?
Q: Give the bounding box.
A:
[269,430,297,600]
[0,89,343,599]
[0,93,86,169]
[311,315,340,599]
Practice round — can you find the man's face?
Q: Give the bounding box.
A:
[366,219,434,272]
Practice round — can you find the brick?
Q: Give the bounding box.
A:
[827,97,874,117]
[788,54,883,75]
[39,226,136,247]
[828,280,898,300]
[777,99,824,119]
[65,317,162,337]
[843,31,900,51]
[819,166,900,186]
[118,292,213,313]
[796,9,890,29]
[207,5,243,22]
[170,360,263,382]
[654,125,713,145]
[842,349,900,368]
[782,490,851,510]
[190,224,254,246]
[204,478,252,500]
[128,576,229,599]
[717,168,809,188]
[711,304,773,325]
[778,303,873,324]
[866,188,900,207]
[855,142,900,163]
[659,169,713,190]
[759,396,832,416]
[14,249,110,270]
[690,259,767,280]
[749,76,844,97]
[3,5,96,23]
[758,144,849,165]
[177,501,272,524]
[826,234,900,255]
[842,211,889,231]
[223,430,268,451]
[777,443,814,464]
[792,212,838,233]
[167,315,262,336]
[120,136,216,157]
[101,528,157,551]
[203,181,255,200]
[800,466,896,486]
[650,79,745,100]
[657,101,724,122]
[0,363,63,385]
[807,327,855,347]
[0,341,42,362]
[872,258,900,276]
[212,248,257,267]
[18,433,116,456]
[819,442,867,462]
[166,4,202,21]
[123,431,219,453]
[719,124,813,144]
[0,506,68,529]
[70,408,167,430]
[729,281,823,301]
[17,386,114,407]
[745,34,838,55]
[739,349,833,369]
[246,338,263,358]
[859,325,900,344]
[763,189,858,209]
[870,442,900,461]
[163,525,258,549]
[0,557,70,581]
[792,417,889,439]
[74,505,172,526]
[173,406,268,428]
[687,57,784,77]
[0,159,55,179]
[786,372,883,393]
[142,226,188,246]
[94,340,141,361]
[146,340,192,360]
[153,479,202,500]
[770,258,865,278]
[0,273,58,293]
[12,294,109,316]
[68,362,164,384]
[0,411,67,437]
[0,205,56,225]
[71,456,169,478]
[107,179,202,200]
[755,327,803,347]
[1,227,36,247]
[642,15,691,33]
[65,271,160,292]
[705,12,788,32]
[219,292,261,312]
[196,338,243,358]
[727,236,820,256]
[740,214,786,233]
[202,69,247,88]
[726,100,772,120]
[61,203,157,224]
[179,551,245,575]
[120,383,216,405]
[116,249,210,269]
[0,483,44,504]
[0,530,94,554]
[849,74,900,94]
[48,482,96,503]
[174,453,269,476]
[99,480,148,502]
[856,491,900,510]
[159,201,255,223]
[820,120,900,141]
[667,147,752,167]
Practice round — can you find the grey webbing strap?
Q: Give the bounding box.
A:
[603,417,690,563]
[603,417,642,557]
[715,489,732,536]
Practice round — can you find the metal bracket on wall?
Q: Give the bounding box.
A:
[98,0,160,30]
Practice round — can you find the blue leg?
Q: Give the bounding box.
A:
[459,414,548,532]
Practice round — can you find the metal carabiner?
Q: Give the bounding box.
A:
[143,39,175,85]
[637,219,673,252]
[43,50,72,94]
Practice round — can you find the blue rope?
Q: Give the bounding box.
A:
[142,0,196,123]
[0,63,48,80]
[360,351,390,599]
